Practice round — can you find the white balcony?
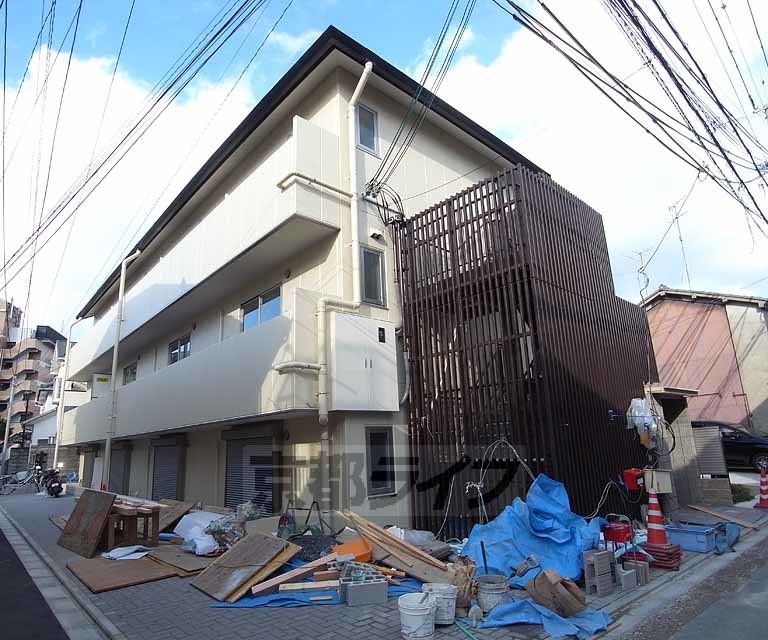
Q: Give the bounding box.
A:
[68,115,344,380]
[60,288,320,446]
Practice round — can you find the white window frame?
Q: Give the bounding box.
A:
[123,362,137,385]
[168,334,191,365]
[361,246,386,307]
[356,104,379,156]
[241,285,282,332]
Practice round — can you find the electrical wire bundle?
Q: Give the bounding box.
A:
[492,0,768,233]
[365,0,477,221]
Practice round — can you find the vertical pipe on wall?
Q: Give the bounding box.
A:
[102,249,141,491]
[348,61,373,305]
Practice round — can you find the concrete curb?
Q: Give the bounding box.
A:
[0,504,128,640]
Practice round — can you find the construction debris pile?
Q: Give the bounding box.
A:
[51,468,765,639]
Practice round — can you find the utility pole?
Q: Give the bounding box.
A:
[2,374,16,474]
[102,250,141,491]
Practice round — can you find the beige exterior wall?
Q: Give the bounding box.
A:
[726,304,768,434]
[65,61,514,523]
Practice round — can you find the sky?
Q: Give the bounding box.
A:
[1,0,767,336]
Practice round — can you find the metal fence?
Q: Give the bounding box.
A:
[395,166,655,535]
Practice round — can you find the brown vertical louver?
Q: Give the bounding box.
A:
[395,166,656,537]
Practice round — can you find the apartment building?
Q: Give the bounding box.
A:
[1,323,65,444]
[60,26,549,523]
[644,287,768,435]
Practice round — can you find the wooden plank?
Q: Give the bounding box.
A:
[192,533,291,601]
[200,505,234,515]
[157,499,194,532]
[279,580,339,593]
[67,557,176,593]
[686,504,758,529]
[344,511,448,570]
[49,515,68,531]
[313,569,340,581]
[226,543,300,603]
[112,504,137,517]
[250,553,337,597]
[58,489,116,558]
[309,595,334,601]
[148,544,218,574]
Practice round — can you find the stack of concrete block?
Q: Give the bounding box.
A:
[622,559,650,586]
[583,550,615,597]
[338,561,388,606]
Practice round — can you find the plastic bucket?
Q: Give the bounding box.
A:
[476,575,508,613]
[398,592,437,639]
[422,583,458,625]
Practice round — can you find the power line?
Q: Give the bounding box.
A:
[746,0,768,76]
[44,0,136,315]
[0,0,269,291]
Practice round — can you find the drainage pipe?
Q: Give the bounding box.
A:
[348,61,373,305]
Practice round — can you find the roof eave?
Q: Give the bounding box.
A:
[78,25,544,318]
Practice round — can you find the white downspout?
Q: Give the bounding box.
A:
[53,317,85,469]
[349,61,373,305]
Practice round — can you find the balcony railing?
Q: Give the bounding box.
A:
[67,115,343,381]
[2,336,46,359]
[0,378,39,401]
[60,288,319,446]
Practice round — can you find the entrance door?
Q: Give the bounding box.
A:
[225,437,273,513]
[108,446,131,494]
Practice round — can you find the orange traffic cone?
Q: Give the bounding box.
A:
[645,488,669,546]
[755,468,768,509]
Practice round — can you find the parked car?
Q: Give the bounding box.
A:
[691,421,768,472]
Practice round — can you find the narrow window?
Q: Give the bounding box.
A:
[241,286,281,332]
[123,362,137,385]
[361,247,385,306]
[357,104,378,154]
[366,427,395,496]
[168,335,191,365]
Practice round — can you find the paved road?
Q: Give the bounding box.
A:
[670,563,768,640]
[0,528,67,639]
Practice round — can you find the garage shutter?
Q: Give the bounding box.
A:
[152,445,179,500]
[225,438,273,512]
[109,448,130,494]
[693,426,728,476]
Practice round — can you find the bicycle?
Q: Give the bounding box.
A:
[0,465,43,495]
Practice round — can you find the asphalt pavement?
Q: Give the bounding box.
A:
[670,562,768,640]
[0,528,67,639]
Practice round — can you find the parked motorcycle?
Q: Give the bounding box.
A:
[42,467,63,497]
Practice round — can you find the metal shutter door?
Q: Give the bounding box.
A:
[693,426,728,475]
[109,448,129,494]
[225,438,273,512]
[152,445,179,500]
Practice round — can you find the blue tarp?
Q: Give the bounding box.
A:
[460,599,611,639]
[213,577,424,608]
[463,474,603,587]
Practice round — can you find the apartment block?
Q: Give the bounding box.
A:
[1,323,66,442]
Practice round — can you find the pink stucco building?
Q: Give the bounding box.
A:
[643,288,768,434]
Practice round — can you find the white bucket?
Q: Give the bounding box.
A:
[476,575,508,613]
[421,583,458,625]
[398,592,437,639]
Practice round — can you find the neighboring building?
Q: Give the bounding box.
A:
[644,287,768,435]
[0,298,23,349]
[0,324,66,442]
[60,27,651,526]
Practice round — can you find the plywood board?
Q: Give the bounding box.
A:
[148,544,217,574]
[157,500,194,532]
[279,579,339,592]
[226,542,300,602]
[58,489,116,558]
[686,504,759,528]
[67,557,176,593]
[191,533,292,601]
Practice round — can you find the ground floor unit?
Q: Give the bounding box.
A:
[68,410,413,527]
